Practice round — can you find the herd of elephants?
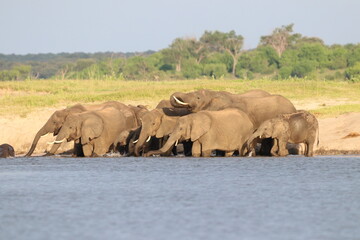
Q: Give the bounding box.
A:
[0,89,319,158]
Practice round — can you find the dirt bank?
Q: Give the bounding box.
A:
[0,106,359,156]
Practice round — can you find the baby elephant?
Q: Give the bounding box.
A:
[247,110,319,157]
[0,143,15,158]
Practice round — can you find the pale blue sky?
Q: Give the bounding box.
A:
[1,0,359,54]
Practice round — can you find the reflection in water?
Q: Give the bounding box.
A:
[1,156,360,240]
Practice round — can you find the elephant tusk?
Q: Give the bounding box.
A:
[173,96,189,106]
[41,133,49,137]
[133,139,139,144]
[47,139,65,145]
[175,139,179,146]
[259,135,262,139]
[146,136,151,142]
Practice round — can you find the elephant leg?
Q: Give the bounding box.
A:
[82,144,94,157]
[225,151,234,157]
[305,139,315,157]
[183,141,193,156]
[270,138,279,156]
[277,139,289,156]
[73,140,84,157]
[192,141,201,157]
[202,150,212,157]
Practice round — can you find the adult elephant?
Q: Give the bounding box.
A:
[134,107,191,156]
[170,89,271,112]
[0,144,15,158]
[49,106,127,157]
[170,89,295,127]
[25,101,144,157]
[144,109,254,157]
[247,110,319,157]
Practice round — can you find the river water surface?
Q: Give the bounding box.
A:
[1,156,360,240]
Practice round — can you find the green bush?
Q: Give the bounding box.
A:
[345,62,360,82]
[202,63,227,78]
[291,60,315,78]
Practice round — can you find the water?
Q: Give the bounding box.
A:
[1,156,360,240]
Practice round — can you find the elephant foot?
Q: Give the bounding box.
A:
[43,152,54,157]
[143,151,161,157]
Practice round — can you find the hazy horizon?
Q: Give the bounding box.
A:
[1,0,359,55]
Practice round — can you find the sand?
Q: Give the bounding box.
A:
[0,103,359,156]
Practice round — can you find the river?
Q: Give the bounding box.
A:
[1,156,359,240]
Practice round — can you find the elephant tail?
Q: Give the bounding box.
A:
[316,124,320,147]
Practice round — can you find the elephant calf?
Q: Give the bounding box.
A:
[247,110,319,157]
[0,143,15,158]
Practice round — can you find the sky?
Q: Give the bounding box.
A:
[1,0,359,54]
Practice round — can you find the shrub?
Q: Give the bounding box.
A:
[345,62,360,82]
[202,63,227,79]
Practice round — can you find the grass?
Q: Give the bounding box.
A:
[0,78,360,118]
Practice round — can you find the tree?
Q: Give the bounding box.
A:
[162,38,192,72]
[260,24,295,57]
[200,30,244,77]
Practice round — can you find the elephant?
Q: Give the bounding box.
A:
[155,99,173,109]
[169,89,295,128]
[134,107,192,156]
[0,144,15,158]
[246,110,319,157]
[25,101,145,157]
[144,108,254,157]
[170,89,271,113]
[50,106,129,157]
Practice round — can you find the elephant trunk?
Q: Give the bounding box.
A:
[46,130,68,156]
[170,92,189,108]
[134,132,151,156]
[25,126,49,157]
[145,135,177,157]
[246,133,260,151]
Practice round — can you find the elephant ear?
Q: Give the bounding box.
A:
[156,116,176,138]
[190,114,211,141]
[81,116,104,144]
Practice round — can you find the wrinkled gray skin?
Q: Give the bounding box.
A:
[145,109,254,157]
[170,89,296,129]
[134,107,191,156]
[26,101,144,157]
[0,144,15,158]
[247,110,319,157]
[53,107,128,157]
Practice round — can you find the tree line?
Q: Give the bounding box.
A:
[1,24,360,82]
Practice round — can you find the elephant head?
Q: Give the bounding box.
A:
[134,107,191,156]
[0,144,15,158]
[25,109,71,156]
[144,113,211,157]
[134,109,164,156]
[247,119,289,149]
[170,89,272,112]
[49,113,104,154]
[170,89,220,112]
[25,104,87,157]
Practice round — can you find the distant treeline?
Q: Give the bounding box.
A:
[1,24,360,82]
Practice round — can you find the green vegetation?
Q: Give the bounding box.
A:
[1,79,359,118]
[1,24,360,81]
